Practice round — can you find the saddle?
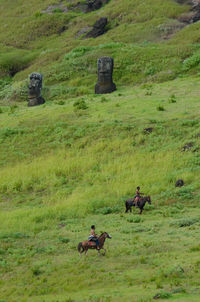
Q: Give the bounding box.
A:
[89,241,96,246]
[88,236,97,247]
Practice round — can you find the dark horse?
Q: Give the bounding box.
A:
[78,232,112,256]
[125,196,151,214]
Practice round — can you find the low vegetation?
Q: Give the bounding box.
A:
[1,0,200,301]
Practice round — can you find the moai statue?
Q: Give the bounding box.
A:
[95,57,116,94]
[28,73,45,107]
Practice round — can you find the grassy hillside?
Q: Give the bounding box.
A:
[1,76,200,301]
[1,0,200,301]
[0,0,199,101]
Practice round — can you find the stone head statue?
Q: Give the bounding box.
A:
[95,57,116,94]
[28,73,45,107]
[29,73,42,98]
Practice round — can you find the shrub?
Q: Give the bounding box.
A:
[176,187,193,200]
[95,205,121,215]
[127,216,142,223]
[73,99,88,110]
[170,218,198,227]
[52,8,63,13]
[190,244,200,252]
[56,100,65,105]
[144,63,158,76]
[31,266,43,276]
[34,11,42,17]
[0,127,25,139]
[157,105,165,111]
[169,94,176,103]
[59,237,70,244]
[153,291,172,299]
[183,53,200,71]
[9,105,18,114]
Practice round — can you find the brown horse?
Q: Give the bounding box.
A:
[125,195,151,214]
[77,232,112,256]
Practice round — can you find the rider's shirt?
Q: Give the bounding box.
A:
[88,229,98,240]
[135,189,140,197]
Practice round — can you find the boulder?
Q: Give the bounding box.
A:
[86,0,110,12]
[175,179,184,187]
[182,142,193,151]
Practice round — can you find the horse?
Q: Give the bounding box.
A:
[77,232,112,256]
[125,195,151,214]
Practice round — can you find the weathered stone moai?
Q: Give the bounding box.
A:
[28,73,45,107]
[95,57,116,94]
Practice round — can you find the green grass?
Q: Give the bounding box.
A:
[1,0,200,301]
[0,76,200,300]
[1,208,200,302]
[0,0,193,100]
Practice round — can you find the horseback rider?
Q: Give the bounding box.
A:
[134,186,144,207]
[88,225,100,250]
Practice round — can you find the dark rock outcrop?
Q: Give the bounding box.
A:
[86,0,110,12]
[182,142,194,151]
[175,179,184,187]
[144,127,153,134]
[86,17,108,38]
[178,0,200,23]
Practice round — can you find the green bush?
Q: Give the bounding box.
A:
[31,266,43,276]
[183,53,200,71]
[95,205,121,215]
[169,94,176,103]
[73,99,88,110]
[52,8,63,13]
[157,105,165,111]
[127,216,143,223]
[170,218,198,227]
[153,291,172,299]
[56,100,65,105]
[58,237,70,244]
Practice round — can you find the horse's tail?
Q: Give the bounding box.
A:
[78,242,83,252]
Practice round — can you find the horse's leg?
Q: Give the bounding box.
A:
[139,207,143,214]
[84,246,89,256]
[102,248,106,256]
[130,206,132,213]
[79,244,84,257]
